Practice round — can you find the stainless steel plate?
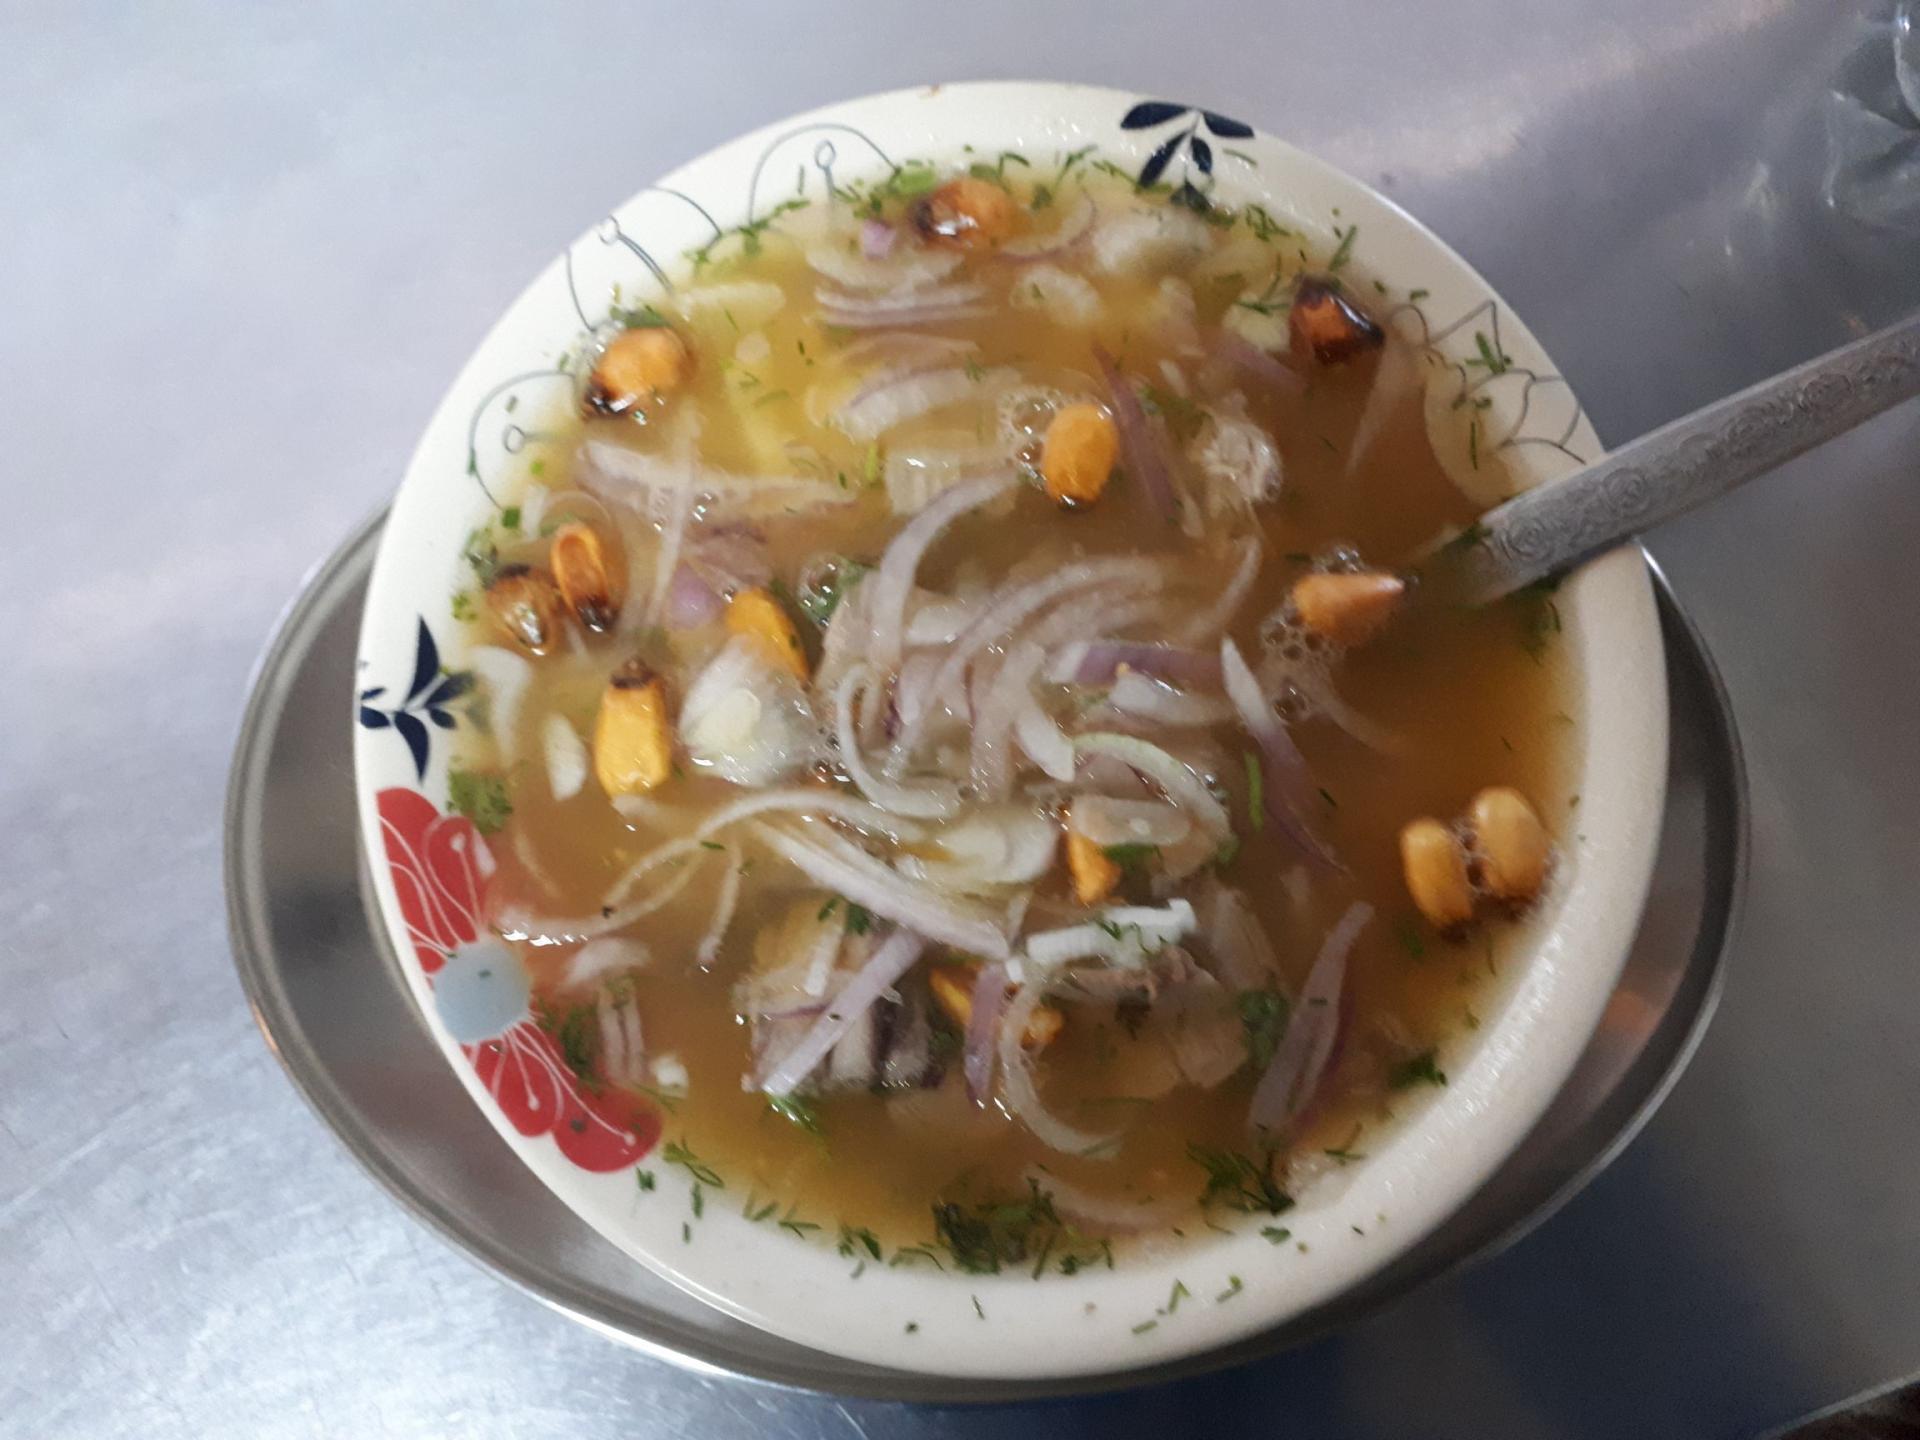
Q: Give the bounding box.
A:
[225,513,1744,1404]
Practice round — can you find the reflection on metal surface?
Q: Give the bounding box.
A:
[1760,1373,1920,1439]
[226,519,1744,1403]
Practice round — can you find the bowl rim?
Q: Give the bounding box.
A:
[352,78,1669,1379]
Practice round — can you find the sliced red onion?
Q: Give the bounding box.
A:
[694,840,743,969]
[583,440,859,516]
[833,666,962,819]
[859,219,896,260]
[1347,337,1422,474]
[838,364,1011,442]
[1022,1168,1185,1233]
[964,962,1009,1102]
[807,238,955,291]
[839,333,978,368]
[970,639,1051,798]
[801,919,843,998]
[684,523,771,594]
[816,281,989,330]
[753,821,1011,959]
[759,927,928,1096]
[1107,672,1233,727]
[1211,328,1307,400]
[884,445,1007,516]
[1092,344,1186,529]
[886,557,1169,774]
[1172,538,1263,646]
[1013,693,1076,782]
[664,562,725,627]
[999,984,1118,1156]
[1248,902,1372,1132]
[1046,640,1222,687]
[998,191,1098,262]
[1220,638,1341,869]
[899,806,1058,895]
[1069,796,1191,848]
[867,473,1018,677]
[1071,732,1231,837]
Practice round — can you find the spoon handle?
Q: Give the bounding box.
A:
[1432,309,1920,605]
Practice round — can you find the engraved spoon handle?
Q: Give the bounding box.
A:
[1430,310,1920,605]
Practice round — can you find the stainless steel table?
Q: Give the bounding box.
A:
[6,4,1917,1436]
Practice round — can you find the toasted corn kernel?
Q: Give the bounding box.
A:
[725,586,809,681]
[549,522,625,633]
[593,657,673,796]
[1040,404,1120,509]
[484,564,565,655]
[1291,571,1406,648]
[1289,276,1385,366]
[1064,826,1122,907]
[1467,786,1551,905]
[1400,817,1475,932]
[585,326,692,415]
[929,964,1062,1047]
[910,177,1018,249]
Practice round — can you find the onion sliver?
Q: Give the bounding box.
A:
[759,927,928,1096]
[1013,693,1076,781]
[1072,732,1231,837]
[887,557,1168,774]
[502,838,711,945]
[1068,796,1191,848]
[806,240,957,292]
[564,937,650,991]
[999,985,1118,1157]
[467,646,531,767]
[694,840,743,970]
[998,192,1098,262]
[1022,1168,1185,1233]
[835,365,1009,442]
[1211,327,1307,400]
[584,439,859,515]
[1248,902,1371,1132]
[964,962,1009,1102]
[1219,639,1341,869]
[543,714,589,800]
[1020,899,1197,974]
[1172,538,1263,646]
[1108,672,1233,727]
[1347,337,1421,474]
[644,420,700,626]
[1092,343,1189,531]
[753,821,1011,959]
[969,639,1051,799]
[866,473,1017,676]
[1047,640,1221,687]
[833,666,962,819]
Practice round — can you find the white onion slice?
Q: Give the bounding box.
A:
[543,714,588,800]
[1172,538,1263,646]
[1046,640,1222,686]
[467,646,531,766]
[1248,902,1371,1132]
[834,365,1008,442]
[1021,899,1196,973]
[680,636,822,787]
[1023,1168,1186,1233]
[964,962,1009,1102]
[998,985,1117,1157]
[899,806,1058,895]
[694,840,743,970]
[1068,796,1192,848]
[583,439,859,515]
[564,937,650,991]
[501,840,711,945]
[1348,337,1421,474]
[806,240,960,292]
[866,473,1017,677]
[1012,693,1076,782]
[1219,638,1340,868]
[998,192,1098,261]
[1107,672,1234,727]
[1071,732,1231,837]
[759,927,928,1096]
[833,666,962,819]
[753,822,1011,959]
[598,988,646,1087]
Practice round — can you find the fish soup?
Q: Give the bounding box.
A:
[445,160,1573,1268]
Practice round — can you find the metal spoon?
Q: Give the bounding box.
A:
[1423,310,1920,605]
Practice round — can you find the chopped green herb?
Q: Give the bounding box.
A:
[635,1169,656,1192]
[1469,329,1512,375]
[1389,1050,1448,1089]
[1328,224,1358,271]
[1243,751,1266,832]
[662,1139,723,1189]
[1213,834,1243,869]
[1101,842,1159,872]
[1260,1226,1292,1245]
[929,1179,1077,1275]
[610,301,669,329]
[1317,787,1338,809]
[863,442,884,487]
[816,896,840,923]
[1323,1126,1368,1165]
[844,902,873,936]
[1165,1279,1191,1314]
[1216,1275,1245,1303]
[699,840,726,852]
[450,590,476,623]
[964,357,986,383]
[1408,288,1430,302]
[461,526,502,586]
[1186,1144,1293,1215]
[777,1205,820,1238]
[888,1244,945,1270]
[1394,915,1427,959]
[904,1322,919,1335]
[498,505,521,532]
[972,1295,986,1319]
[744,1195,779,1224]
[1137,383,1206,443]
[531,996,599,1091]
[767,1093,825,1137]
[1131,1320,1159,1335]
[1235,990,1289,1072]
[837,1224,883,1261]
[690,1183,705,1219]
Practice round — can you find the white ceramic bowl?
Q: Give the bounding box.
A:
[354,81,1666,1379]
